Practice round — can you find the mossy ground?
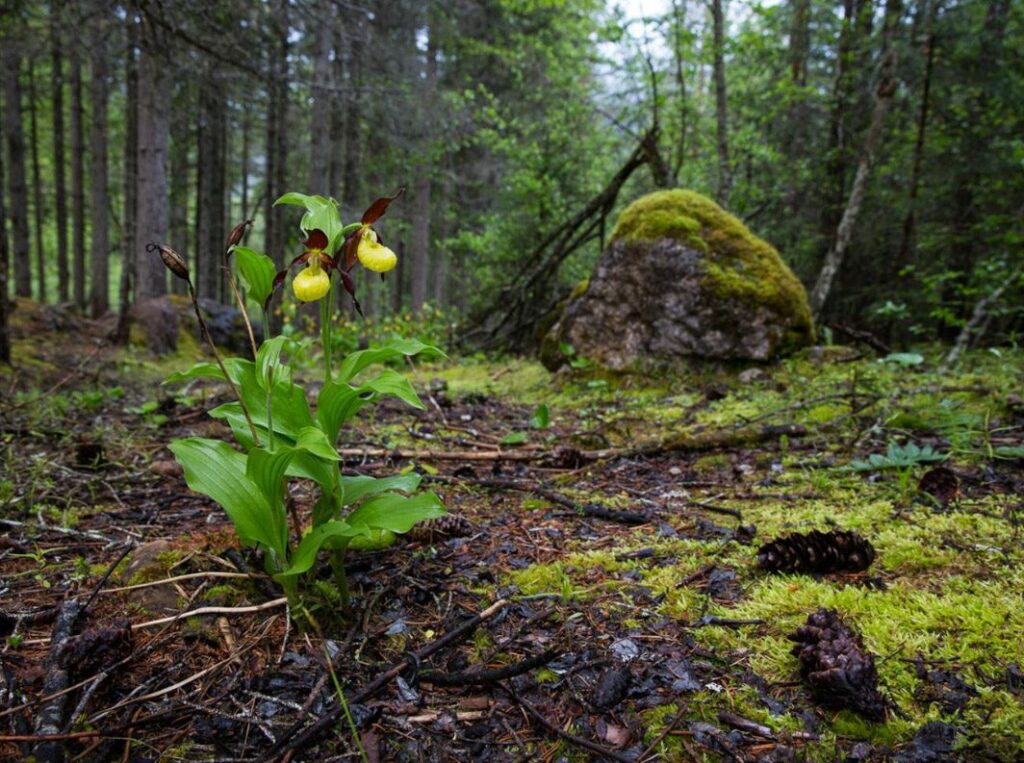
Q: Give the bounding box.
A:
[2,299,1022,760]
[424,347,1024,760]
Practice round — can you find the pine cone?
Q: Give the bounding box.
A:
[756,530,875,574]
[407,515,475,543]
[917,467,959,509]
[788,608,887,720]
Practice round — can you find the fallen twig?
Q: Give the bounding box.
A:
[32,598,82,763]
[418,650,558,687]
[502,684,634,763]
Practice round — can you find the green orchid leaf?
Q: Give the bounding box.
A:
[336,339,445,384]
[256,336,288,391]
[163,361,225,385]
[169,438,285,557]
[346,492,445,535]
[317,370,424,443]
[233,246,276,308]
[276,519,364,580]
[342,473,422,505]
[273,192,323,210]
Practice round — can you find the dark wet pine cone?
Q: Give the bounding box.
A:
[788,608,887,720]
[757,530,875,574]
[407,514,475,543]
[917,467,959,509]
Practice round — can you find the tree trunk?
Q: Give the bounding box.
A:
[134,14,171,301]
[0,94,10,363]
[2,46,31,298]
[51,4,69,303]
[264,0,290,273]
[308,5,332,197]
[115,15,139,342]
[710,0,732,206]
[410,23,436,312]
[28,63,46,302]
[671,0,688,175]
[169,83,190,297]
[196,71,226,301]
[239,103,249,220]
[789,0,811,85]
[89,5,110,317]
[895,0,938,269]
[70,45,86,309]
[809,0,903,317]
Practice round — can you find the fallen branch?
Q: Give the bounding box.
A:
[261,599,509,761]
[418,650,558,687]
[31,598,82,763]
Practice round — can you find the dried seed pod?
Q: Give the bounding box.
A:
[225,219,253,251]
[757,530,875,574]
[149,242,189,281]
[788,608,887,720]
[917,467,959,509]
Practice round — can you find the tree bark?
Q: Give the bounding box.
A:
[89,4,110,317]
[671,0,689,175]
[895,0,938,269]
[308,4,333,197]
[810,0,903,317]
[410,22,436,312]
[789,0,811,86]
[196,70,226,301]
[2,45,31,298]
[134,13,171,301]
[264,0,290,273]
[0,93,10,363]
[168,83,190,297]
[115,16,139,341]
[50,3,69,303]
[28,63,46,302]
[70,44,86,309]
[710,0,732,206]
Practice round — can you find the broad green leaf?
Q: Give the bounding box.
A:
[294,426,340,462]
[256,336,288,391]
[163,361,225,385]
[501,431,528,445]
[336,339,445,384]
[317,370,424,443]
[246,447,294,519]
[346,492,445,534]
[342,473,422,505]
[169,438,284,556]
[274,192,323,209]
[529,403,550,429]
[233,247,276,307]
[348,529,397,551]
[276,519,363,580]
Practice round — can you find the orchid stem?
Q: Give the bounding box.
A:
[321,282,334,385]
[262,310,275,453]
[188,282,259,447]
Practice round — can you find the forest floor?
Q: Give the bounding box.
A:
[1,300,1023,762]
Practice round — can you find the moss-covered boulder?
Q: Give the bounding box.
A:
[541,190,814,370]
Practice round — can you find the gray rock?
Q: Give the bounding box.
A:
[541,190,814,370]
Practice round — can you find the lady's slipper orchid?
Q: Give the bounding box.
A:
[268,189,405,313]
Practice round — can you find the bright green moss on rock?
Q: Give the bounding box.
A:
[611,190,814,344]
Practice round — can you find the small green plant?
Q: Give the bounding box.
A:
[838,441,946,472]
[157,191,446,617]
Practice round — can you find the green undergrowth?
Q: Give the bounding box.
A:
[494,347,1024,759]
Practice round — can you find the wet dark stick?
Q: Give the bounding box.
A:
[417,649,558,687]
[31,598,81,763]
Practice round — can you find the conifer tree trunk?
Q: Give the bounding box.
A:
[2,46,31,298]
[196,72,226,301]
[411,22,437,311]
[169,84,190,297]
[134,13,171,301]
[89,6,110,317]
[264,0,289,272]
[70,45,86,309]
[51,3,68,303]
[710,0,732,206]
[118,18,139,327]
[0,95,10,364]
[308,6,332,196]
[810,0,903,316]
[28,64,46,302]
